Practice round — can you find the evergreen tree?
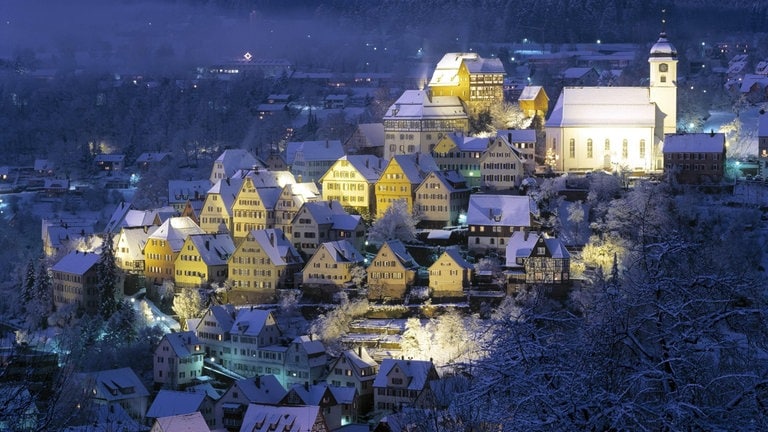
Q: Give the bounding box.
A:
[20,260,35,310]
[28,261,53,329]
[97,233,120,319]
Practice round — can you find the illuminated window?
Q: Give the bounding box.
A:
[622,139,628,159]
[569,139,575,158]
[639,139,646,158]
[604,139,610,152]
[587,139,593,158]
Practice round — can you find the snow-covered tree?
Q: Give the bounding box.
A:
[97,233,120,319]
[20,259,35,312]
[172,287,205,330]
[368,199,419,245]
[26,261,53,329]
[310,298,369,354]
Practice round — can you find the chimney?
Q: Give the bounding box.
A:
[255,375,261,388]
[325,140,329,148]
[304,381,309,391]
[415,152,419,165]
[205,240,210,250]
[365,159,369,169]
[710,129,715,137]
[358,346,362,357]
[269,232,275,247]
[508,132,512,143]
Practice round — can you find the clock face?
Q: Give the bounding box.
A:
[659,63,668,72]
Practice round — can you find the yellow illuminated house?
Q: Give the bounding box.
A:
[428,249,473,299]
[199,177,243,235]
[143,216,205,285]
[174,233,235,288]
[546,32,678,173]
[518,85,549,118]
[366,240,418,301]
[428,52,506,114]
[231,171,288,240]
[228,228,303,304]
[302,239,365,290]
[414,170,470,228]
[479,136,526,191]
[114,225,158,274]
[431,133,485,189]
[375,153,439,218]
[320,155,385,216]
[382,90,469,160]
[274,182,321,235]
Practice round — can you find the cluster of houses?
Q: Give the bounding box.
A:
[64,305,448,432]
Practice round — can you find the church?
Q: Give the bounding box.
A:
[545,32,678,174]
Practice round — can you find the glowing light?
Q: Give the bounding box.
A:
[243,52,252,61]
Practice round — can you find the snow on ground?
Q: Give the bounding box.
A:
[705,105,767,157]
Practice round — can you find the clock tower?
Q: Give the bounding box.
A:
[648,28,678,136]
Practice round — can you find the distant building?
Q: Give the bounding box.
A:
[51,250,102,315]
[320,155,385,215]
[373,359,439,413]
[285,140,345,183]
[505,231,571,285]
[136,152,171,171]
[345,123,385,156]
[76,367,150,423]
[662,132,726,184]
[153,332,205,390]
[209,149,261,184]
[428,249,473,298]
[466,195,540,255]
[366,240,419,301]
[428,52,506,114]
[94,154,125,172]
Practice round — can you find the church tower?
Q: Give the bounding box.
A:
[648,20,678,136]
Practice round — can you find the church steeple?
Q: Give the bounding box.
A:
[648,8,678,136]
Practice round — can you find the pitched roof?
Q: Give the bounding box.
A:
[390,153,439,184]
[233,375,288,405]
[207,177,244,211]
[344,155,386,181]
[428,53,505,87]
[214,149,260,173]
[160,331,202,358]
[497,129,537,143]
[232,308,277,338]
[152,412,210,432]
[285,140,344,164]
[149,217,205,252]
[240,404,323,432]
[353,123,385,148]
[518,85,547,101]
[51,250,101,275]
[79,367,150,402]
[168,180,211,204]
[186,233,236,265]
[146,390,205,419]
[466,195,537,227]
[250,228,303,266]
[663,133,725,153]
[116,226,158,261]
[381,240,418,269]
[316,240,364,264]
[298,200,348,225]
[329,347,378,379]
[547,87,656,128]
[373,359,437,391]
[384,90,467,121]
[433,249,473,270]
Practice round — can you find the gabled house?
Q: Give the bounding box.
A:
[562,67,600,86]
[479,136,526,191]
[466,195,539,255]
[199,177,243,235]
[146,389,216,428]
[188,304,237,365]
[153,331,205,390]
[274,182,321,235]
[291,200,366,256]
[76,367,150,422]
[228,229,303,303]
[143,217,205,285]
[430,133,486,189]
[174,233,235,288]
[428,249,473,298]
[215,375,288,432]
[42,217,96,258]
[281,383,358,429]
[168,179,211,213]
[284,335,327,388]
[231,178,281,240]
[227,308,286,379]
[209,149,261,184]
[344,123,384,156]
[428,52,506,114]
[51,250,102,315]
[414,170,470,228]
[366,240,419,301]
[373,359,439,413]
[325,347,379,414]
[498,129,538,174]
[505,231,570,285]
[239,404,329,432]
[104,202,167,234]
[518,85,549,118]
[320,155,385,216]
[135,152,172,172]
[33,158,55,176]
[285,140,345,183]
[375,153,439,218]
[114,225,158,274]
[302,240,365,290]
[94,153,125,172]
[662,132,726,184]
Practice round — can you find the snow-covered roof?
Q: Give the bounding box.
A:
[338,155,386,182]
[149,217,205,252]
[544,236,570,259]
[117,226,158,262]
[738,74,768,93]
[233,375,287,405]
[232,308,277,337]
[168,179,211,204]
[240,404,321,432]
[373,358,436,391]
[434,249,473,270]
[547,87,656,128]
[466,195,536,227]
[79,367,149,403]
[649,32,677,58]
[380,240,418,269]
[563,67,595,79]
[436,133,489,153]
[663,133,725,153]
[384,90,467,121]
[34,159,54,171]
[206,177,244,212]
[417,170,467,194]
[213,149,260,174]
[353,123,385,148]
[160,331,201,358]
[316,240,364,264]
[250,228,302,266]
[151,412,209,432]
[51,250,100,275]
[186,233,235,265]
[497,129,537,143]
[331,347,378,376]
[518,85,547,101]
[390,153,439,184]
[428,53,505,87]
[505,231,539,268]
[146,390,205,419]
[297,200,347,225]
[292,335,326,357]
[285,140,344,164]
[135,152,170,163]
[94,154,125,162]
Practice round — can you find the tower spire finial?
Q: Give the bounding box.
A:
[661,8,667,37]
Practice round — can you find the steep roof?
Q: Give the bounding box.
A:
[160,331,202,358]
[353,123,385,149]
[285,140,344,164]
[79,367,150,403]
[316,240,364,264]
[547,87,656,128]
[390,153,439,184]
[151,412,210,432]
[373,359,437,391]
[384,90,467,121]
[206,177,244,212]
[232,308,277,338]
[117,226,158,262]
[344,155,386,182]
[146,390,205,419]
[240,404,323,432]
[186,233,235,265]
[213,149,260,174]
[428,53,505,87]
[250,228,303,266]
[433,249,473,270]
[168,179,211,204]
[381,240,418,269]
[51,250,100,275]
[233,375,287,405]
[466,195,537,227]
[149,217,205,252]
[497,129,537,143]
[518,85,547,101]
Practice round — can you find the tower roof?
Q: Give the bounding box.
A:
[649,32,677,58]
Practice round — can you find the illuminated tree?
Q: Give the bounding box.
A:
[172,287,205,330]
[368,199,419,245]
